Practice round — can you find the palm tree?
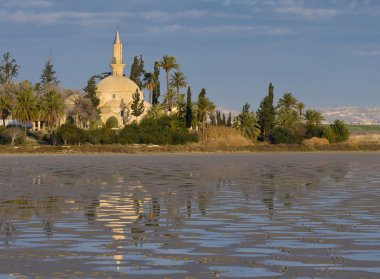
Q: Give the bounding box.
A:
[143,72,154,104]
[296,102,305,117]
[175,93,186,118]
[276,109,299,128]
[196,96,215,141]
[12,89,38,135]
[304,109,324,125]
[143,104,165,120]
[0,95,12,126]
[41,90,65,132]
[233,103,260,142]
[158,55,179,110]
[277,93,298,112]
[169,71,187,100]
[164,89,175,112]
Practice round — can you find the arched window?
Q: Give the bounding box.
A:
[106,116,119,128]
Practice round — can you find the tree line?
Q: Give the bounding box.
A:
[232,83,349,144]
[0,50,348,146]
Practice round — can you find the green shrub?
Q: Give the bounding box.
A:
[305,124,328,139]
[270,126,301,144]
[330,119,349,142]
[0,126,10,144]
[323,127,336,143]
[56,123,85,145]
[119,116,198,145]
[118,123,140,144]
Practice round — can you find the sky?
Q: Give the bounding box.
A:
[0,0,379,111]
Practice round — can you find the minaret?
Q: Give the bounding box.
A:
[110,29,125,76]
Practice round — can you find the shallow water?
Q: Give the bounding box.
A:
[0,153,379,278]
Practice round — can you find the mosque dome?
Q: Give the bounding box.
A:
[97,75,139,95]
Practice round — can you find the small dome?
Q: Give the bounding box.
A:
[97,75,140,94]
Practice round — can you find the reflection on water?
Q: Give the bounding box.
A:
[0,153,380,278]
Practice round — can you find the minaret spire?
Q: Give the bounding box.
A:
[110,28,125,76]
[114,28,121,44]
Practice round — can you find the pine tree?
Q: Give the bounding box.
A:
[257,83,276,141]
[185,86,193,128]
[131,89,145,117]
[152,61,161,105]
[83,75,100,111]
[227,112,232,127]
[40,57,59,86]
[130,55,145,89]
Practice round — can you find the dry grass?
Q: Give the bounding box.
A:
[347,134,380,144]
[302,137,329,147]
[202,126,253,147]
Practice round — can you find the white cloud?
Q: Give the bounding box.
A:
[147,24,290,35]
[148,24,184,34]
[4,0,54,9]
[276,7,338,20]
[0,11,104,25]
[190,25,290,35]
[141,10,206,21]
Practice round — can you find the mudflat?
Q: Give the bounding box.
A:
[0,153,379,278]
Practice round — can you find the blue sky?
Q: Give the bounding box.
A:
[0,0,379,111]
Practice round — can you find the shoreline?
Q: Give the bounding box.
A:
[1,142,380,155]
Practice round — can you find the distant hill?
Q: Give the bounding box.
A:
[217,106,380,125]
[318,106,380,125]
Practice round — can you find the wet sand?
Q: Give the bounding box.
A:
[0,153,379,278]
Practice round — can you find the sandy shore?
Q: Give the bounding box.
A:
[0,142,380,154]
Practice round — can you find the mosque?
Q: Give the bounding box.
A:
[96,30,150,127]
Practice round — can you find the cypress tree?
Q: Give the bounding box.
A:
[257,83,276,141]
[222,114,226,126]
[152,61,160,105]
[199,88,206,98]
[185,86,193,128]
[83,75,100,110]
[227,112,232,127]
[130,55,145,89]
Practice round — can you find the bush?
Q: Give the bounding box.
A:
[330,119,350,142]
[56,123,85,145]
[0,126,8,144]
[270,126,301,144]
[119,116,198,145]
[323,127,336,143]
[93,128,119,144]
[0,126,25,145]
[305,124,327,139]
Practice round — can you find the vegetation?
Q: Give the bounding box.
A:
[257,83,276,141]
[130,55,145,89]
[39,57,59,87]
[83,75,100,110]
[158,55,179,111]
[12,88,38,135]
[233,103,260,142]
[131,89,145,117]
[152,62,161,105]
[185,86,193,128]
[0,52,20,84]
